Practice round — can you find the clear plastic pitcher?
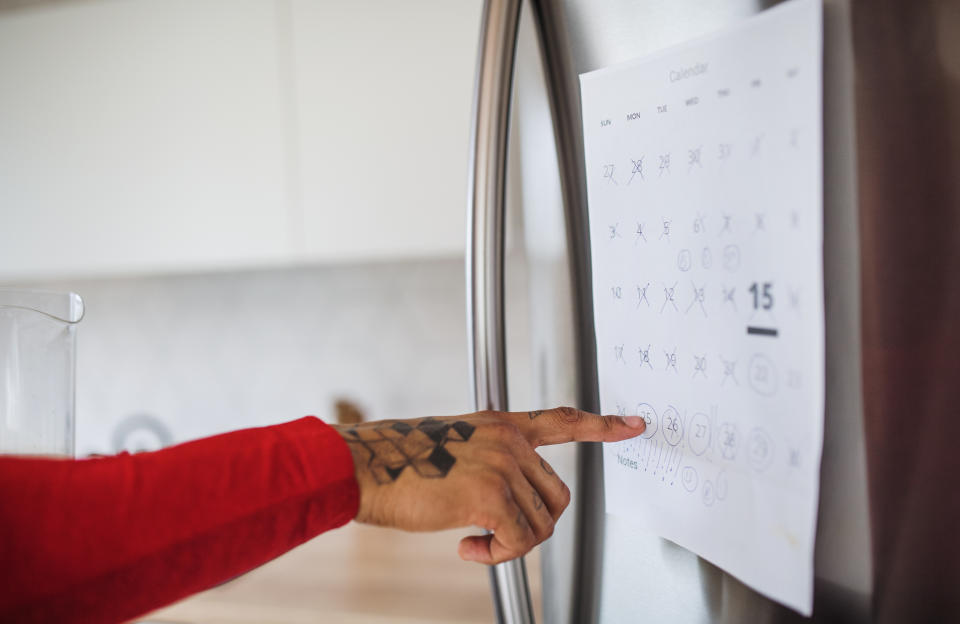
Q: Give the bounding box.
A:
[0,289,84,457]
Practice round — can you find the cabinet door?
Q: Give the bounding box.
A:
[290,0,482,263]
[0,0,291,280]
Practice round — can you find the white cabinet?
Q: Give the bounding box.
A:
[291,0,481,263]
[0,0,481,281]
[0,0,291,280]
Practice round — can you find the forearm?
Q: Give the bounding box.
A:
[0,416,358,624]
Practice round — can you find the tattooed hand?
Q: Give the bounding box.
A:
[333,407,645,565]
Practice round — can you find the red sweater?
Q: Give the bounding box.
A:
[0,417,359,623]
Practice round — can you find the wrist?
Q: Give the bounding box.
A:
[332,425,378,524]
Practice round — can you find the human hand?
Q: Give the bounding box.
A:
[333,407,645,564]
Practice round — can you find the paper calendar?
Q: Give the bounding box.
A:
[581,0,823,613]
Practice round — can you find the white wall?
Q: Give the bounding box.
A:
[38,260,472,455]
[29,257,531,457]
[0,0,482,280]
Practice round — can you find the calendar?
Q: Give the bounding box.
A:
[581,0,823,614]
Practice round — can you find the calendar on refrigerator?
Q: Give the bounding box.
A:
[581,0,823,614]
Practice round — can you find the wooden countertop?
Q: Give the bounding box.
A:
[144,522,543,623]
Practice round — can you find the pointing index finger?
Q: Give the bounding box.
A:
[516,407,646,447]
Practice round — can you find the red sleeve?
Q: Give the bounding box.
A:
[0,416,359,624]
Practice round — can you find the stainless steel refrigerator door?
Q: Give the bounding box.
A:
[467,2,538,623]
[497,0,872,621]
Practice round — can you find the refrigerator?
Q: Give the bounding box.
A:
[466,0,960,622]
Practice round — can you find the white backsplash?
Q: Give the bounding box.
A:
[23,258,531,457]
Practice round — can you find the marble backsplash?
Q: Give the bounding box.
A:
[23,257,531,457]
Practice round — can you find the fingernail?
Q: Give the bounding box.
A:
[623,416,646,429]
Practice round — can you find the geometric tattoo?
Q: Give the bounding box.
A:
[343,418,476,484]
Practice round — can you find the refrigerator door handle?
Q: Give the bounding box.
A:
[465,1,534,623]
